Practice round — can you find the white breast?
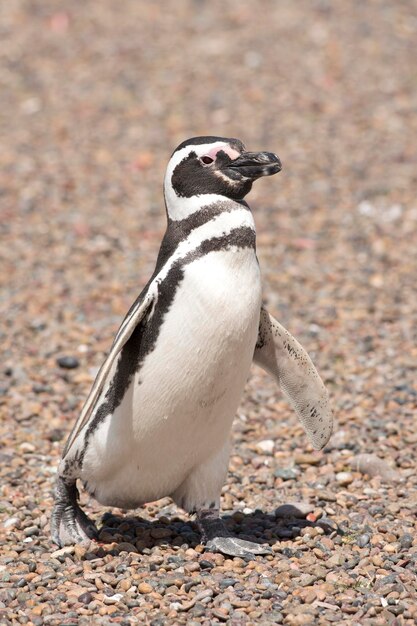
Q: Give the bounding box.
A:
[81,245,262,507]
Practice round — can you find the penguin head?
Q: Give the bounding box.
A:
[164,136,281,220]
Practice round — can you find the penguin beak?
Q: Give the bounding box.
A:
[226,151,282,180]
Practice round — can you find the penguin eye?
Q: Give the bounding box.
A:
[200,155,214,166]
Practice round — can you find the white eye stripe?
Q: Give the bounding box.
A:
[164,142,231,220]
[207,145,241,161]
[167,142,229,175]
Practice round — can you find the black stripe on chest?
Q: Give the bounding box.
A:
[120,201,250,324]
[157,200,250,273]
[73,226,256,466]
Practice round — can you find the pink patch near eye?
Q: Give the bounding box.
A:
[207,145,241,160]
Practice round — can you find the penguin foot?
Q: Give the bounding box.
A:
[196,508,271,558]
[206,536,272,558]
[51,477,98,547]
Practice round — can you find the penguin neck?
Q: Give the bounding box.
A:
[166,197,253,233]
[153,197,256,280]
[164,188,233,221]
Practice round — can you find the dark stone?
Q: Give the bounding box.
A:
[191,603,206,617]
[29,320,47,331]
[280,548,304,559]
[281,547,294,558]
[46,428,65,442]
[219,578,238,589]
[104,586,116,596]
[55,593,68,602]
[356,533,371,548]
[56,356,80,369]
[344,556,360,570]
[399,533,413,549]
[274,468,298,480]
[0,589,16,603]
[199,559,214,569]
[116,564,127,573]
[387,604,405,615]
[378,573,397,586]
[24,525,39,537]
[275,528,295,539]
[32,383,52,393]
[78,591,93,604]
[167,555,183,563]
[184,579,201,593]
[368,505,385,516]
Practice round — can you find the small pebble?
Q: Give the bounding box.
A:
[256,440,275,455]
[219,578,238,588]
[103,593,123,604]
[78,592,93,604]
[56,356,80,369]
[274,468,298,480]
[294,453,321,466]
[336,471,353,486]
[3,517,20,529]
[138,582,153,594]
[357,533,371,548]
[399,533,413,549]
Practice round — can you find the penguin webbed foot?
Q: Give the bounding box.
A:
[196,509,271,558]
[51,477,98,547]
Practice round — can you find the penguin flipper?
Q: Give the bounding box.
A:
[253,307,333,450]
[62,286,156,456]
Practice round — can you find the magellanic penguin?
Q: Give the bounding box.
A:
[51,136,333,558]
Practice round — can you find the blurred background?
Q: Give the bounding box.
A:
[1,1,417,621]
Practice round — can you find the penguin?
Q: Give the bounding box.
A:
[51,136,333,557]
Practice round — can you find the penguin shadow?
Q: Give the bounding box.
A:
[87,504,337,558]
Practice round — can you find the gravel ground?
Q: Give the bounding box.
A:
[1,1,417,624]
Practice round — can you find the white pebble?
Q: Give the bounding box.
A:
[256,440,275,455]
[3,517,20,529]
[243,507,254,515]
[19,442,36,453]
[336,471,353,486]
[104,593,124,604]
[357,201,375,216]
